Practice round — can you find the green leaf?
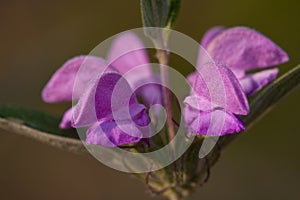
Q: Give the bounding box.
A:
[140,0,181,39]
[0,104,85,153]
[140,0,169,39]
[219,64,300,148]
[166,0,181,28]
[0,104,76,137]
[140,0,169,28]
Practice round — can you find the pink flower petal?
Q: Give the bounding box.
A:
[107,32,153,88]
[86,121,141,147]
[59,107,73,129]
[191,62,249,115]
[187,71,197,86]
[201,26,225,48]
[240,68,279,96]
[42,55,108,103]
[184,106,245,136]
[206,27,289,77]
[72,72,149,127]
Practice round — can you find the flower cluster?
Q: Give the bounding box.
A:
[42,27,288,146]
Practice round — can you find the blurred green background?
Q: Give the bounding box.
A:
[0,0,299,199]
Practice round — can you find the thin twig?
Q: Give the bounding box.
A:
[157,49,176,141]
[0,118,86,154]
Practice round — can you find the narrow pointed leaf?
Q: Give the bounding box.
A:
[140,0,169,28]
[140,0,181,39]
[166,0,181,28]
[0,105,85,153]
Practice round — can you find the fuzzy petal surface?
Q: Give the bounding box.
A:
[191,62,249,115]
[206,27,289,77]
[184,105,245,136]
[201,26,225,48]
[42,56,108,102]
[240,68,279,96]
[86,121,141,147]
[107,32,152,85]
[73,72,149,127]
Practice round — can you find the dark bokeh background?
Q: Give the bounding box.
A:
[0,0,299,199]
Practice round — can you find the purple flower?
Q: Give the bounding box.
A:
[42,32,160,146]
[184,26,289,136]
[189,26,289,96]
[42,27,290,143]
[184,62,249,136]
[72,72,150,146]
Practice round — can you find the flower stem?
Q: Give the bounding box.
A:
[156,49,175,141]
